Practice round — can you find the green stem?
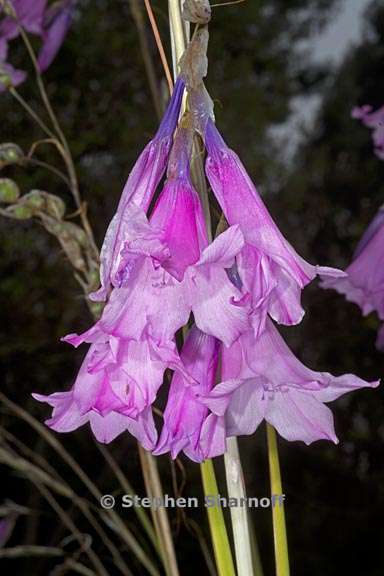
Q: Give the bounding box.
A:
[266,424,290,576]
[200,460,236,576]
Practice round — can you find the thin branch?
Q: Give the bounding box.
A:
[10,88,57,139]
[18,26,99,258]
[129,0,163,117]
[144,0,174,94]
[139,446,180,576]
[0,545,63,558]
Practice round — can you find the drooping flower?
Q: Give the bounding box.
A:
[154,325,225,462]
[321,207,384,350]
[34,100,250,443]
[33,335,180,447]
[90,78,185,301]
[352,104,384,160]
[90,119,249,347]
[199,319,379,445]
[0,0,47,40]
[0,0,74,91]
[37,0,75,72]
[202,116,344,335]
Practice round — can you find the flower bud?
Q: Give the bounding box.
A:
[0,178,20,203]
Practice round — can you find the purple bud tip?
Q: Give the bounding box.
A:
[156,78,185,139]
[204,118,228,156]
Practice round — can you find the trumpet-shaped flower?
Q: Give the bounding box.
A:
[89,122,249,347]
[200,319,379,445]
[37,0,75,72]
[34,110,250,441]
[154,325,225,462]
[0,0,75,91]
[90,78,185,301]
[33,334,181,446]
[321,208,384,350]
[203,118,344,335]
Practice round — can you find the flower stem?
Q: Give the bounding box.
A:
[200,459,236,576]
[266,424,290,576]
[224,437,255,575]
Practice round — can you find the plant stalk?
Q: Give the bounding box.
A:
[168,3,236,576]
[266,424,290,576]
[200,460,236,576]
[224,437,255,575]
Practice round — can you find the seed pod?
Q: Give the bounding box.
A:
[0,143,24,169]
[5,204,34,220]
[0,178,20,203]
[22,190,66,219]
[182,0,211,24]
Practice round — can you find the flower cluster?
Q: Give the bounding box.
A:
[0,0,74,91]
[35,80,379,460]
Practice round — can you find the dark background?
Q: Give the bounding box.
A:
[1,0,384,574]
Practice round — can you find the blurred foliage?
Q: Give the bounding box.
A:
[0,0,384,575]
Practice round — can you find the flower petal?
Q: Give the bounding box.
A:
[265,389,338,445]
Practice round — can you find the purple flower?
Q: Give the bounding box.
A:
[34,97,250,444]
[33,335,180,446]
[203,118,344,335]
[321,208,384,349]
[154,325,225,462]
[37,0,75,72]
[199,319,379,445]
[0,35,26,90]
[90,79,185,301]
[90,117,249,347]
[352,105,384,160]
[0,0,47,40]
[0,0,74,90]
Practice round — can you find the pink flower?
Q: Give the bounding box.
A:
[154,325,225,462]
[352,105,384,160]
[90,123,249,347]
[33,335,181,446]
[90,78,185,301]
[321,208,384,349]
[203,118,344,335]
[199,319,379,445]
[34,107,250,444]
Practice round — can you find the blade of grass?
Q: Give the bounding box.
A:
[96,443,159,555]
[266,424,290,576]
[0,393,160,576]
